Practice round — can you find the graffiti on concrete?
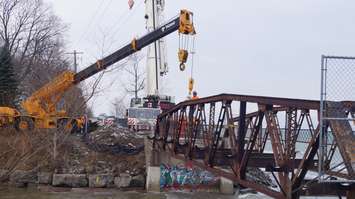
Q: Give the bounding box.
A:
[160,162,219,189]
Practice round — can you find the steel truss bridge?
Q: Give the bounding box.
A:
[151,93,355,198]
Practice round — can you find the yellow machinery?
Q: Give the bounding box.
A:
[0,71,83,131]
[0,9,196,132]
[188,77,194,96]
[0,107,20,128]
[20,71,83,130]
[178,10,196,71]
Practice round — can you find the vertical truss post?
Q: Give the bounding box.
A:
[172,111,180,153]
[200,105,208,140]
[225,101,238,175]
[153,117,161,149]
[186,104,204,159]
[292,125,320,198]
[286,108,297,159]
[240,111,264,179]
[208,101,227,167]
[174,108,186,152]
[237,101,247,163]
[163,114,171,150]
[204,102,215,164]
[265,105,284,165]
[235,101,247,178]
[265,105,292,198]
[207,102,216,146]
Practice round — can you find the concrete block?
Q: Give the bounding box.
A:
[130,174,145,187]
[37,172,53,184]
[114,173,132,188]
[52,174,88,187]
[146,166,160,192]
[10,170,37,184]
[220,177,234,194]
[144,137,152,167]
[0,169,8,176]
[88,174,114,188]
[0,169,9,181]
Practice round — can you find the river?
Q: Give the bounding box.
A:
[0,186,344,199]
[0,186,252,199]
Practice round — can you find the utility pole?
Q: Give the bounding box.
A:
[66,50,83,72]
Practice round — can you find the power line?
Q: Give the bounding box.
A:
[109,0,145,42]
[73,0,119,66]
[74,1,109,47]
[95,0,114,26]
[73,0,144,71]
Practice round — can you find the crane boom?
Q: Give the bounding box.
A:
[75,10,195,83]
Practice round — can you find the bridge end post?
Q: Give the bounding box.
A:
[219,177,235,194]
[146,166,160,192]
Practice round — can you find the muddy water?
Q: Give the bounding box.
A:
[1,187,339,199]
[0,187,242,199]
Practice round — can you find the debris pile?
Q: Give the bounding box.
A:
[52,125,147,185]
[83,125,145,155]
[245,167,276,188]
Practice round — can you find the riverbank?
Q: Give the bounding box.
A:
[0,126,147,188]
[0,126,273,197]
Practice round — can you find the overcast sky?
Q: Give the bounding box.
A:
[44,0,355,116]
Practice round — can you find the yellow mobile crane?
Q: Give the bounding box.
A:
[0,10,196,132]
[0,69,84,131]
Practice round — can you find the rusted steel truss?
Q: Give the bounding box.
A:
[152,94,355,198]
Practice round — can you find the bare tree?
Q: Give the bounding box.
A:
[0,0,97,116]
[0,1,143,183]
[109,53,145,119]
[0,0,67,92]
[0,1,93,181]
[76,29,130,116]
[111,93,128,118]
[124,53,145,99]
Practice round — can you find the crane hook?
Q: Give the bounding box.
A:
[179,63,186,71]
[178,49,188,71]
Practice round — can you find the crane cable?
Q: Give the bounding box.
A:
[191,36,196,78]
[110,0,144,38]
[190,12,196,96]
[177,13,196,96]
[179,23,197,96]
[188,36,196,96]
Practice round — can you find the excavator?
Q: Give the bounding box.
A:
[0,9,196,132]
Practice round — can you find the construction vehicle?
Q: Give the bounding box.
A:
[0,9,196,132]
[0,72,86,132]
[127,1,196,131]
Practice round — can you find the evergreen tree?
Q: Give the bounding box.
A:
[0,43,18,107]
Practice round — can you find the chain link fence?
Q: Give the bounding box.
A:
[320,55,355,182]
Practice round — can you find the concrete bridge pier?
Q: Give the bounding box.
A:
[144,137,235,194]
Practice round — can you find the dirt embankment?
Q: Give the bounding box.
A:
[56,125,146,176]
[0,126,147,187]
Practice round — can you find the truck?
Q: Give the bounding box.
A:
[127,1,195,131]
[127,95,175,131]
